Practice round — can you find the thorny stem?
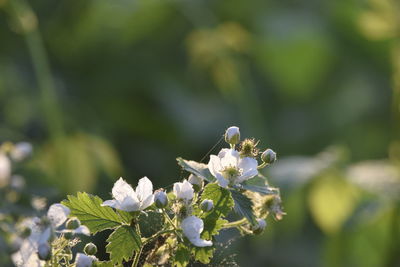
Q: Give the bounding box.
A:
[162,208,184,241]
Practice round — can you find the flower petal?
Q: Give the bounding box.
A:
[173,180,194,201]
[74,225,90,236]
[215,173,229,188]
[101,200,118,209]
[220,149,239,168]
[135,176,153,202]
[139,194,154,210]
[75,253,96,267]
[208,155,222,178]
[112,177,138,203]
[47,204,70,228]
[120,196,141,212]
[181,216,202,240]
[237,157,258,183]
[189,238,213,247]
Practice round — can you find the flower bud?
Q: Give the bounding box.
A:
[38,242,52,261]
[84,243,98,256]
[225,126,240,145]
[201,199,214,212]
[261,149,276,164]
[154,190,168,208]
[188,174,203,192]
[251,218,267,235]
[64,230,74,240]
[66,217,81,230]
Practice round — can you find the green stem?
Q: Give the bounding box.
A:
[257,162,269,170]
[222,218,247,229]
[132,223,143,267]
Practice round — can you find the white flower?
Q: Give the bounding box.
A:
[12,218,44,267]
[75,253,97,267]
[225,126,240,145]
[208,148,258,188]
[0,153,11,187]
[181,216,212,247]
[173,180,194,202]
[102,177,154,212]
[11,142,33,161]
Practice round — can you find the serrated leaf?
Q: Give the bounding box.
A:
[230,189,257,225]
[106,225,142,264]
[200,184,233,239]
[62,192,123,234]
[192,246,214,264]
[176,158,216,182]
[173,244,191,267]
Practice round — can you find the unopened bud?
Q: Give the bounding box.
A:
[63,230,74,240]
[225,126,240,145]
[66,217,81,230]
[188,174,203,192]
[38,242,52,261]
[154,190,168,208]
[84,243,97,256]
[261,149,276,164]
[251,218,267,235]
[201,199,214,212]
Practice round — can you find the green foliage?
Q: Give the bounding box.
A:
[106,225,142,265]
[230,189,257,225]
[200,183,233,238]
[192,246,214,264]
[176,158,216,182]
[173,244,191,267]
[93,261,114,267]
[62,192,124,234]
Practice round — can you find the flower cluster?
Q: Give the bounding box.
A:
[8,126,284,267]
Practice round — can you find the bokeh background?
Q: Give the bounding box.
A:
[1,0,400,266]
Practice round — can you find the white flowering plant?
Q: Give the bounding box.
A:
[8,126,285,267]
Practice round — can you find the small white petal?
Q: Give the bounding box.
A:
[111,178,138,203]
[139,194,154,210]
[208,155,222,178]
[75,253,96,267]
[47,204,70,228]
[120,196,141,212]
[181,216,212,247]
[74,225,90,236]
[135,176,153,202]
[190,238,213,247]
[237,157,258,183]
[220,149,239,168]
[0,153,11,187]
[173,180,194,201]
[11,142,33,161]
[215,173,229,188]
[101,200,117,209]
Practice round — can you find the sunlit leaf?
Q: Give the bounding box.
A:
[106,225,141,264]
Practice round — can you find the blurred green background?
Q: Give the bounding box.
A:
[1,0,399,266]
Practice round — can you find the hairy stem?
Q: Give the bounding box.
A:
[222,218,247,229]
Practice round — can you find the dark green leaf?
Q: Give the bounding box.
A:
[62,192,123,234]
[173,244,191,267]
[93,261,113,267]
[176,158,216,182]
[106,225,142,264]
[230,190,257,225]
[200,184,234,239]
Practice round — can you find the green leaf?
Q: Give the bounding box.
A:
[240,184,277,195]
[93,261,114,267]
[200,184,234,239]
[229,190,257,225]
[173,244,191,267]
[62,192,123,234]
[106,225,142,264]
[176,158,216,182]
[192,246,214,264]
